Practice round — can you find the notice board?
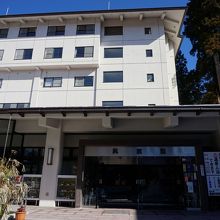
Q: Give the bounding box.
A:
[204,152,220,196]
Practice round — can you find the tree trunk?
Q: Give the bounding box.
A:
[213,52,220,103]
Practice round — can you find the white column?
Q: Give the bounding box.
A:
[39,121,63,207]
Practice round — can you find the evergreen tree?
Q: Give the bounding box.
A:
[184,0,220,103]
[176,50,203,104]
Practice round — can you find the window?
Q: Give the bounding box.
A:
[0,28,8,38]
[47,26,65,36]
[75,46,94,58]
[2,103,30,109]
[17,103,30,108]
[23,147,45,174]
[44,48,63,59]
[104,48,123,58]
[74,76,93,87]
[43,77,62,87]
[145,28,152,35]
[104,26,123,35]
[147,73,154,82]
[60,148,78,175]
[103,71,123,83]
[76,24,95,35]
[18,27,36,37]
[102,101,123,107]
[0,50,4,60]
[146,49,153,57]
[14,49,33,60]
[0,79,2,88]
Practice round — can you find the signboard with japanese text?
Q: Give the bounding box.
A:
[204,152,220,196]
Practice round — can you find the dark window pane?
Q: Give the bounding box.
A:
[104,48,123,58]
[3,103,12,109]
[146,49,153,57]
[0,50,4,61]
[53,48,63,58]
[76,24,95,35]
[75,47,84,58]
[0,79,2,88]
[147,73,154,82]
[23,49,33,59]
[145,28,152,35]
[104,26,123,35]
[0,29,8,38]
[103,71,123,83]
[84,76,93,86]
[102,101,123,107]
[19,27,36,37]
[47,26,65,36]
[44,78,53,87]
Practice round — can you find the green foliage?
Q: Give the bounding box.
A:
[183,0,220,103]
[176,51,219,104]
[176,51,202,104]
[0,157,28,219]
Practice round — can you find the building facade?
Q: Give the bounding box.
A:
[0,7,220,210]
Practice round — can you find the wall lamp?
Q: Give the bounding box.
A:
[47,148,54,165]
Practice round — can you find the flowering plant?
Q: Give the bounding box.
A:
[0,156,28,219]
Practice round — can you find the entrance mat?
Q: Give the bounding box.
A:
[102,210,130,215]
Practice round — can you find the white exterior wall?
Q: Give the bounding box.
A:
[0,17,179,107]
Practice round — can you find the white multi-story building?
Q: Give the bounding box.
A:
[0,7,220,210]
[0,7,182,108]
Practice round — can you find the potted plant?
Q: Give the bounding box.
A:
[0,155,28,220]
[15,205,26,220]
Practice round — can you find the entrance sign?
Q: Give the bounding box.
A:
[204,152,220,196]
[85,146,195,157]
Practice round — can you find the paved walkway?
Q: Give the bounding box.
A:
[22,206,220,220]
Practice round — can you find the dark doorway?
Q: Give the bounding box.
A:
[83,157,185,209]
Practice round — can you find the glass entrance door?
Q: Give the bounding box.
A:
[83,156,187,209]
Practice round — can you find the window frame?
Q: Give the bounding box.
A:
[146,49,153,57]
[1,103,30,109]
[14,49,33,60]
[74,76,94,87]
[104,26,123,36]
[0,28,8,38]
[102,101,123,107]
[44,47,63,59]
[103,71,123,83]
[147,73,155,82]
[18,27,36,37]
[104,47,123,58]
[43,77,62,88]
[0,50,4,61]
[76,24,95,35]
[47,26,65,36]
[75,46,94,58]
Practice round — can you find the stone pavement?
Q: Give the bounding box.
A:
[22,206,220,220]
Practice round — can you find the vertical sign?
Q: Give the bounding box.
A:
[204,152,220,196]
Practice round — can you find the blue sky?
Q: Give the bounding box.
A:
[0,0,196,70]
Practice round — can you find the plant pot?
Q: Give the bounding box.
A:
[16,211,26,220]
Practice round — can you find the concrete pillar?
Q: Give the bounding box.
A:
[75,145,84,208]
[39,121,63,207]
